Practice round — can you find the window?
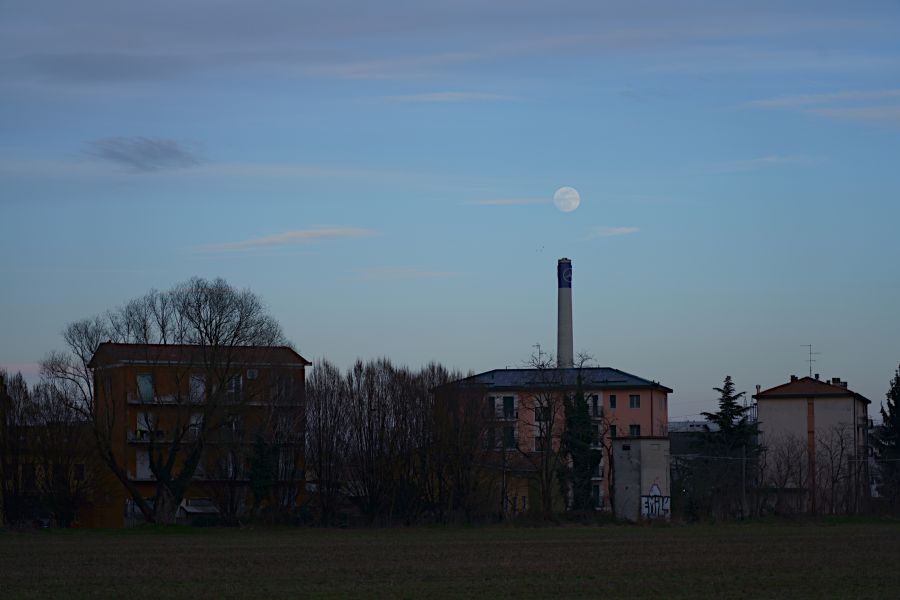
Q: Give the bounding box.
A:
[534,404,550,422]
[590,394,600,418]
[189,413,204,439]
[609,425,617,438]
[591,483,602,509]
[591,423,601,448]
[502,425,517,449]
[226,374,242,402]
[502,396,516,419]
[486,396,496,418]
[135,450,152,479]
[629,394,641,409]
[136,411,157,439]
[137,374,154,403]
[609,394,617,409]
[483,427,497,449]
[190,375,206,403]
[629,424,641,437]
[275,375,294,404]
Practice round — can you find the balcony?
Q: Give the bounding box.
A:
[127,392,178,405]
[127,430,166,444]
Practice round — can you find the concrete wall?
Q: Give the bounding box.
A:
[613,438,671,521]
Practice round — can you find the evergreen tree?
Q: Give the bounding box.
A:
[248,434,276,516]
[560,369,601,512]
[692,375,758,518]
[874,364,900,510]
[701,375,757,450]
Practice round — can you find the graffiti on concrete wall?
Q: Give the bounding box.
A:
[640,482,671,519]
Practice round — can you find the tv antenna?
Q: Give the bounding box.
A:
[801,344,820,377]
[533,343,545,364]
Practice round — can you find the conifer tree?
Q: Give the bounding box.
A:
[560,370,597,511]
[702,375,757,450]
[693,375,758,518]
[874,365,900,509]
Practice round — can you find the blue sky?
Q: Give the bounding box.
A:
[2,1,899,418]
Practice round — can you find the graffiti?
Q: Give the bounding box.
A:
[640,483,671,519]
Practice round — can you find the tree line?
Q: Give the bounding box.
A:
[674,370,900,520]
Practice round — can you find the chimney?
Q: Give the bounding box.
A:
[557,258,573,368]
[790,375,798,382]
[814,373,819,380]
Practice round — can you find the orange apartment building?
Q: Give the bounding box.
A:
[450,366,672,514]
[86,343,310,527]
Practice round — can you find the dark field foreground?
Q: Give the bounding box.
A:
[2,520,899,599]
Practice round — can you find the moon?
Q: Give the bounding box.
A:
[553,186,581,212]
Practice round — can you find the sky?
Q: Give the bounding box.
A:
[2,1,900,419]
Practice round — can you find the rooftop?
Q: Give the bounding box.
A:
[753,375,870,404]
[88,342,311,369]
[449,367,673,393]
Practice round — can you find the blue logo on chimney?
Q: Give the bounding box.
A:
[557,259,572,288]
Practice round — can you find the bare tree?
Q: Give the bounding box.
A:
[759,434,808,514]
[305,360,349,525]
[430,372,493,522]
[41,277,290,525]
[815,424,858,514]
[0,371,35,525]
[512,351,568,520]
[29,383,100,527]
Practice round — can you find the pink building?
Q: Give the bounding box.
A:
[452,366,671,511]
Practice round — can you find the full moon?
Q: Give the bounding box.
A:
[553,186,581,212]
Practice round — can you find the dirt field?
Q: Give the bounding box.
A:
[2,520,899,599]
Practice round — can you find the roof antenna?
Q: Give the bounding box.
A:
[533,343,544,364]
[801,344,820,378]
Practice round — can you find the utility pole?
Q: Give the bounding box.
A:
[741,390,748,519]
[741,443,747,519]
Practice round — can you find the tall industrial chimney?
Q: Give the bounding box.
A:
[557,258,573,368]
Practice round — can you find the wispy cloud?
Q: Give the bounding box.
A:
[198,227,376,252]
[590,226,640,238]
[467,197,549,206]
[86,137,201,172]
[809,105,900,125]
[383,91,516,103]
[715,155,816,172]
[302,52,480,80]
[355,267,457,281]
[0,157,452,187]
[748,89,900,108]
[747,89,900,126]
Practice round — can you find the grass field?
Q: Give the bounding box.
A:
[2,519,899,599]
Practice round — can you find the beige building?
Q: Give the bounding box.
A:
[754,375,871,513]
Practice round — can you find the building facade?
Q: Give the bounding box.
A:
[88,343,310,527]
[754,375,871,513]
[448,366,671,515]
